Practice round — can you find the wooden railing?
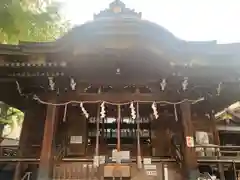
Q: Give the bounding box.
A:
[0,142,66,161]
[53,162,98,180]
[1,144,240,163]
[170,141,183,168]
[198,172,214,180]
[54,145,66,161]
[0,145,41,159]
[20,172,32,180]
[54,135,68,161]
[194,145,240,165]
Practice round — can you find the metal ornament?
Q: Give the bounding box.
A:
[15,81,23,96]
[182,77,188,91]
[205,114,210,119]
[116,68,121,75]
[160,79,167,91]
[48,77,55,91]
[70,78,76,90]
[217,82,222,96]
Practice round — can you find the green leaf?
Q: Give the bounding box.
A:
[0,0,69,44]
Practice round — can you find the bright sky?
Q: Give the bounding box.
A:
[59,0,240,43]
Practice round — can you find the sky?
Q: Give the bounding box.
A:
[58,0,240,43]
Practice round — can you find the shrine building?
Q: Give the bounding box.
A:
[1,1,240,180]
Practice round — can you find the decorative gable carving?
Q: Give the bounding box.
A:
[94,0,141,20]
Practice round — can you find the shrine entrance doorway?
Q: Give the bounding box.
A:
[87,104,152,158]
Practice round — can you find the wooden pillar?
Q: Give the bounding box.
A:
[37,104,58,180]
[211,112,225,180]
[180,102,199,180]
[13,106,41,180]
[117,104,121,151]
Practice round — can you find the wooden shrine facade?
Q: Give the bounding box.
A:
[1,1,240,180]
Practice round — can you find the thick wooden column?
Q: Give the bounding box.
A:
[37,104,58,180]
[14,105,44,180]
[180,102,199,180]
[13,110,30,180]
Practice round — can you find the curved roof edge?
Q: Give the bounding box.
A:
[0,0,240,55]
[0,22,239,56]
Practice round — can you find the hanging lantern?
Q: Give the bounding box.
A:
[130,102,136,120]
[48,77,55,90]
[151,102,159,119]
[70,77,76,90]
[100,102,106,119]
[80,102,89,118]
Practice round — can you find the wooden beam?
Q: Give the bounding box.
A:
[180,102,199,180]
[39,92,181,104]
[37,103,58,180]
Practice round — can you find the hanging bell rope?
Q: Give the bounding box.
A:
[174,104,178,122]
[117,104,121,152]
[136,102,142,169]
[95,104,100,167]
[62,104,68,122]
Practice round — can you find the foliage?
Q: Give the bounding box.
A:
[0,0,69,44]
[0,102,24,138]
[0,106,24,126]
[0,0,69,137]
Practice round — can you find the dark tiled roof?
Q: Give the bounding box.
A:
[0,12,240,56]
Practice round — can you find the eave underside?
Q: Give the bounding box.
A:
[0,48,240,113]
[0,25,239,112]
[0,77,239,114]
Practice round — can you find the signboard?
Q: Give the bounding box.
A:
[186,136,194,147]
[70,136,82,144]
[94,155,106,166]
[144,165,157,170]
[112,150,130,162]
[146,171,157,176]
[143,158,151,165]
